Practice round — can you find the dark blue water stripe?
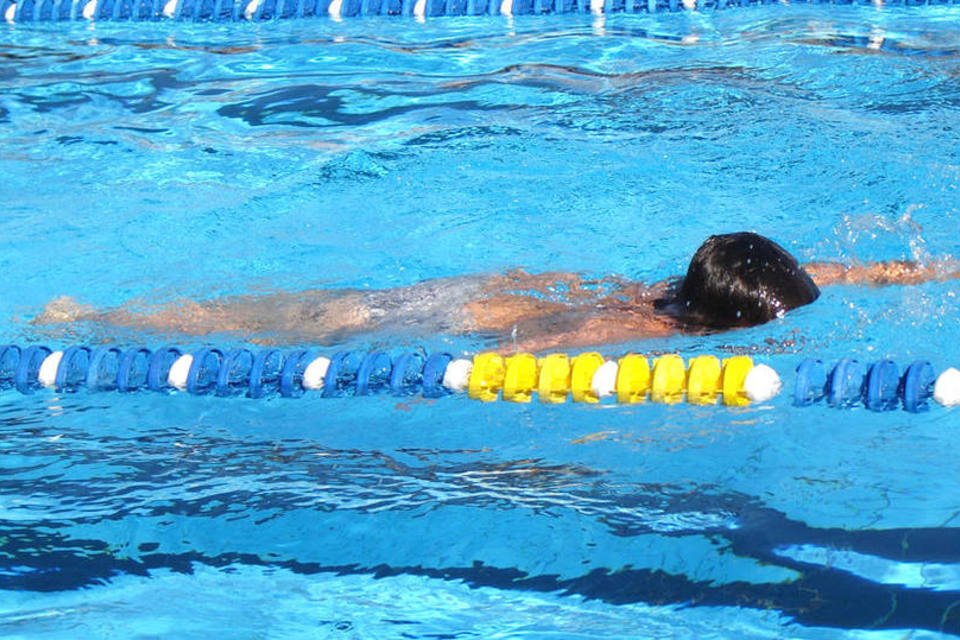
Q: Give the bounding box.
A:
[2,507,959,636]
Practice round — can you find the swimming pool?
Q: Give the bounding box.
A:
[2,5,960,638]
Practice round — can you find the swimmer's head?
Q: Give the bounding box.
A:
[670,232,820,329]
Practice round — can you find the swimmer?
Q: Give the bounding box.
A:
[33,232,959,351]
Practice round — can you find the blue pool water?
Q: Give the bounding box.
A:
[2,6,960,638]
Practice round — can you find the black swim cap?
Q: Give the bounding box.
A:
[674,232,820,329]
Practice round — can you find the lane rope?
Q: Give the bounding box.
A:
[1,0,952,22]
[1,343,957,411]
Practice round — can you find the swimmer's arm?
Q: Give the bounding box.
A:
[805,259,960,287]
[469,281,668,351]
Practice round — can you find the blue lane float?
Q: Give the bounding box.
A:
[3,0,960,22]
[792,358,945,413]
[2,342,959,412]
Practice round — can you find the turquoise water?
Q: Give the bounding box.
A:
[2,6,960,638]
